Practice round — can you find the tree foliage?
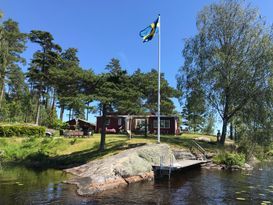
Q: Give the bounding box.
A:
[0,11,180,153]
[0,18,26,111]
[132,68,179,114]
[181,81,206,132]
[27,30,62,125]
[177,0,273,144]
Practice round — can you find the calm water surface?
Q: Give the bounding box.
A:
[0,163,273,205]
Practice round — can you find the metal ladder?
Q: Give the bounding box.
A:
[190,140,207,160]
[160,156,174,179]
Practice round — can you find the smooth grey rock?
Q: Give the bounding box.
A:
[65,143,175,195]
[242,163,253,170]
[230,165,240,170]
[173,150,196,160]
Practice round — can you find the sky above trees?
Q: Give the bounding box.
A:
[1,0,273,122]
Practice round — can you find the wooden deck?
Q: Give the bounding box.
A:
[152,159,209,178]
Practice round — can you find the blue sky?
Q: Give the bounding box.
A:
[1,0,273,124]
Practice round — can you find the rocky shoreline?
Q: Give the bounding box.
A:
[65,144,175,195]
[64,143,256,196]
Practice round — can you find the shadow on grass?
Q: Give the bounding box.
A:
[22,140,147,169]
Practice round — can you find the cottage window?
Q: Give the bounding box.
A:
[153,119,170,129]
[135,119,145,129]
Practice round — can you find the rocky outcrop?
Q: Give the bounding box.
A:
[65,144,175,196]
[173,149,196,160]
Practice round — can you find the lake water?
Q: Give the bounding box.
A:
[0,163,273,205]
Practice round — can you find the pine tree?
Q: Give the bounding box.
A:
[0,18,26,111]
[27,30,62,125]
[95,58,142,151]
[132,69,179,114]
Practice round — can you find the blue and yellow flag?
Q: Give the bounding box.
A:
[139,17,159,43]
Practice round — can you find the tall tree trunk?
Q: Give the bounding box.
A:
[50,90,56,127]
[144,118,148,137]
[86,102,90,121]
[230,122,233,140]
[60,105,64,121]
[220,89,230,145]
[24,113,28,123]
[0,79,4,109]
[220,118,228,145]
[0,59,6,109]
[51,90,56,114]
[99,104,107,152]
[35,97,41,125]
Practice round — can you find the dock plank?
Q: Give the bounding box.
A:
[152,159,209,173]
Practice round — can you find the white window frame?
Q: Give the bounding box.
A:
[135,119,145,128]
[153,119,170,129]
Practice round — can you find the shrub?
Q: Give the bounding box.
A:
[0,124,46,137]
[25,150,50,161]
[266,149,273,158]
[237,137,272,160]
[213,152,245,166]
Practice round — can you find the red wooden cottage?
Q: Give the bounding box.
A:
[96,115,180,135]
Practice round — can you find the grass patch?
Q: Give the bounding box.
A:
[0,133,231,169]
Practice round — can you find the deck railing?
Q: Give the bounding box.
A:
[190,140,207,160]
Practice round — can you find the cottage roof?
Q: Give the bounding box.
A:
[66,118,96,126]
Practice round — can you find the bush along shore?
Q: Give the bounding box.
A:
[203,151,254,171]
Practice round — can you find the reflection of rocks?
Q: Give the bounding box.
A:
[65,144,175,196]
[124,172,154,184]
[202,162,225,170]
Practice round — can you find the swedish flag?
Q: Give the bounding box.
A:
[139,17,159,43]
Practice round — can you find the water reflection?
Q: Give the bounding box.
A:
[0,163,273,204]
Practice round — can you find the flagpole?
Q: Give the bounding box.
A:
[157,14,161,143]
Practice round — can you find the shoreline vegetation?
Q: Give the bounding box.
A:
[0,132,272,170]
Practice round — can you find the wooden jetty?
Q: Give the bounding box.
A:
[152,140,211,179]
[152,159,210,179]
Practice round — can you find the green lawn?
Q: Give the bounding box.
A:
[0,133,231,168]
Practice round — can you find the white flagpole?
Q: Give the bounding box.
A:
[157,14,161,143]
